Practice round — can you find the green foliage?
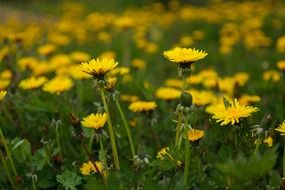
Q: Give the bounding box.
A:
[216,148,278,188]
[10,138,31,163]
[56,170,82,190]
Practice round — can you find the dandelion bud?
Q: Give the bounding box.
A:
[69,113,83,140]
[180,92,192,107]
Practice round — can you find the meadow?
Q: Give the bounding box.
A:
[0,0,285,189]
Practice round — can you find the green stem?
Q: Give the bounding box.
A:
[32,176,36,190]
[183,113,190,187]
[182,77,187,93]
[55,125,62,157]
[175,112,182,149]
[175,77,188,150]
[283,144,285,178]
[99,88,120,170]
[0,128,18,177]
[115,98,135,158]
[99,138,108,174]
[82,141,105,183]
[0,150,16,190]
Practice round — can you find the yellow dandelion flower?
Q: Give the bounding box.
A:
[132,59,146,70]
[105,77,117,91]
[19,76,47,90]
[277,60,285,71]
[238,95,260,106]
[0,79,10,90]
[263,136,273,147]
[110,67,129,76]
[99,51,116,60]
[129,101,157,112]
[212,99,259,126]
[276,36,285,53]
[163,47,207,63]
[0,70,12,80]
[42,76,73,95]
[188,129,205,142]
[164,79,183,88]
[70,51,91,62]
[276,121,285,135]
[157,147,173,160]
[80,58,118,78]
[37,44,57,56]
[0,90,7,102]
[155,87,181,100]
[80,161,105,176]
[120,94,139,103]
[81,113,107,129]
[263,70,281,82]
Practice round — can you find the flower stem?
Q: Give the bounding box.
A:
[175,76,188,149]
[55,124,62,157]
[99,88,120,170]
[175,111,182,149]
[0,128,18,177]
[115,98,135,158]
[0,150,16,190]
[32,176,36,190]
[82,141,105,183]
[283,144,285,178]
[183,113,190,187]
[99,137,108,173]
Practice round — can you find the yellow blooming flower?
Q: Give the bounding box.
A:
[0,79,10,90]
[80,58,118,78]
[263,70,281,82]
[129,101,157,112]
[277,60,285,71]
[42,76,73,95]
[275,121,285,135]
[157,147,172,160]
[81,113,107,129]
[276,36,285,53]
[70,51,91,62]
[156,147,182,166]
[164,79,183,88]
[188,129,205,142]
[132,59,146,70]
[80,161,105,176]
[120,94,139,103]
[163,47,207,63]
[105,77,117,91]
[212,98,259,126]
[37,44,57,56]
[238,95,260,106]
[155,87,181,100]
[19,76,47,90]
[263,136,273,147]
[0,90,7,102]
[0,70,12,80]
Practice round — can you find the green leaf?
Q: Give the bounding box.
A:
[56,170,82,190]
[11,138,31,163]
[216,148,277,186]
[31,149,49,171]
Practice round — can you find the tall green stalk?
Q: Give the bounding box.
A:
[183,113,190,187]
[283,144,285,179]
[115,98,135,158]
[175,77,188,150]
[0,128,18,177]
[99,88,120,170]
[0,150,16,190]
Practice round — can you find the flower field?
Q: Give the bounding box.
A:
[0,0,285,189]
